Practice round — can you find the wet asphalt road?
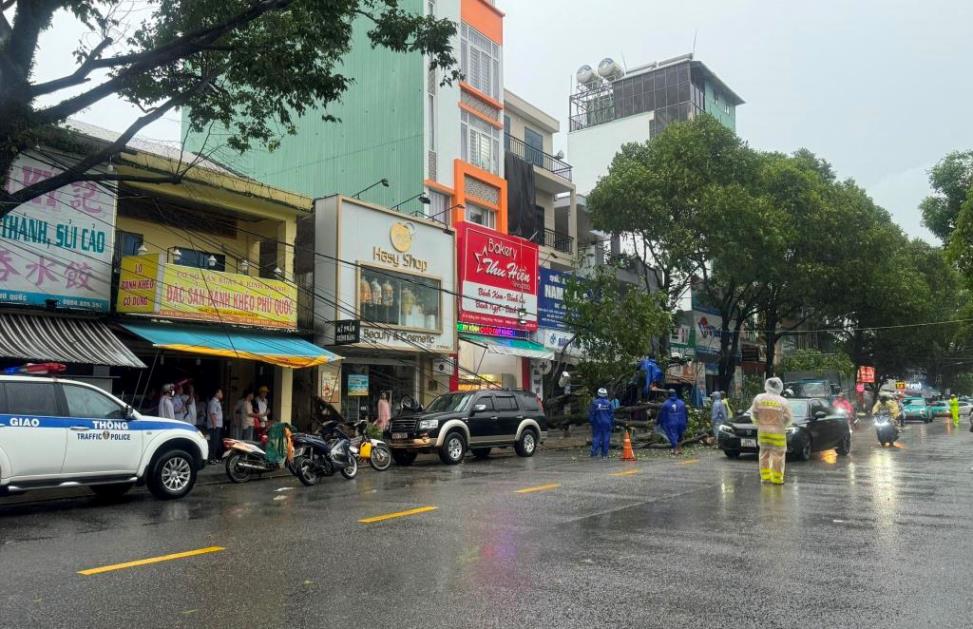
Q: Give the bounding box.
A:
[2,419,973,629]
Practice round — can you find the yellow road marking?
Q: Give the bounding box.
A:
[679,459,700,465]
[359,506,437,524]
[609,469,641,477]
[78,546,224,576]
[515,483,561,494]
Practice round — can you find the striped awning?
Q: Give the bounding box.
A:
[0,313,145,368]
[121,322,341,369]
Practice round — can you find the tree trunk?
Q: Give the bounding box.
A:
[763,308,779,379]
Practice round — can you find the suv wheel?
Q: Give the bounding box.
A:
[439,431,466,465]
[391,450,418,466]
[148,449,197,500]
[90,483,134,500]
[514,428,538,457]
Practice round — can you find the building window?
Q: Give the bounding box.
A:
[461,111,500,174]
[259,240,278,278]
[466,203,496,228]
[114,230,143,264]
[461,23,500,99]
[524,127,544,167]
[358,266,441,332]
[425,189,450,224]
[175,248,226,271]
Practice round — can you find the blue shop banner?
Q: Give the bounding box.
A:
[538,268,570,330]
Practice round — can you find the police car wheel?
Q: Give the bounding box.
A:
[90,483,133,500]
[149,450,197,500]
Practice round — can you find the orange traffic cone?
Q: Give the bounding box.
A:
[620,429,637,462]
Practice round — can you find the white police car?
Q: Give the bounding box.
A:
[0,374,208,500]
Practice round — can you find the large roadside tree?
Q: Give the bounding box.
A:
[0,0,457,216]
[586,114,754,357]
[562,264,670,397]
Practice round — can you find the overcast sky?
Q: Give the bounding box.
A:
[33,0,973,242]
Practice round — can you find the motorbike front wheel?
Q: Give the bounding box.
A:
[295,456,320,486]
[341,455,359,479]
[225,453,252,483]
[369,444,392,471]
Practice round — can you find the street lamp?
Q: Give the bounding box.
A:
[239,258,250,273]
[168,247,182,263]
[352,178,390,199]
[136,243,148,255]
[207,254,218,268]
[392,192,431,211]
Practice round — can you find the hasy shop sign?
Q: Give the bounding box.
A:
[457,223,538,331]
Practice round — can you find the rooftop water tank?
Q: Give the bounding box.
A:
[597,57,625,81]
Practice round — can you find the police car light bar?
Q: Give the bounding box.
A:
[2,362,67,375]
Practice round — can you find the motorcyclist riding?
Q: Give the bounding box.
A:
[833,391,854,427]
[872,392,901,427]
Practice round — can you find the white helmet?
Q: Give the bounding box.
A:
[597,387,608,398]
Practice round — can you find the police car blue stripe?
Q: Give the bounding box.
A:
[0,414,198,432]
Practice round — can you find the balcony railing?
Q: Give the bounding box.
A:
[505,133,573,181]
[532,228,574,254]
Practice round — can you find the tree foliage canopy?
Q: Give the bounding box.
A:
[562,264,670,394]
[0,0,457,215]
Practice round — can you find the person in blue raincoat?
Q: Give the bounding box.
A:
[589,387,614,459]
[658,389,688,454]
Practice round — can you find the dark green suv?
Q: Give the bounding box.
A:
[387,390,547,466]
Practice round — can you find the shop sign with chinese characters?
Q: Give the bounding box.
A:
[0,153,116,311]
[117,254,297,329]
[457,223,538,331]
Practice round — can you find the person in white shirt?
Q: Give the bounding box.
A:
[171,383,187,421]
[254,385,271,434]
[182,384,198,424]
[158,384,176,419]
[207,389,224,462]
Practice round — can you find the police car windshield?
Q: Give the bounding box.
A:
[425,393,473,413]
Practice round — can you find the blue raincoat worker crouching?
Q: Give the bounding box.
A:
[589,387,614,459]
[658,389,688,454]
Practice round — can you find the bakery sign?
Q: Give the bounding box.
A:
[457,223,538,331]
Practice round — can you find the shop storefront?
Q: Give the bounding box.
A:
[115,251,338,423]
[0,151,144,386]
[455,223,546,391]
[532,268,580,398]
[310,196,457,420]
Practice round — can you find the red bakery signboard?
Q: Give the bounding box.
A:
[457,223,539,331]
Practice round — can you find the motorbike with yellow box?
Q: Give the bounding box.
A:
[350,419,392,471]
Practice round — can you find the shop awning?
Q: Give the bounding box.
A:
[0,313,145,368]
[121,323,341,369]
[460,333,555,360]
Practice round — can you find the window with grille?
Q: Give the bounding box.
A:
[461,111,500,174]
[461,23,500,99]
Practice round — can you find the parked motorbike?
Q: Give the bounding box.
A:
[291,420,359,485]
[349,419,392,471]
[874,410,899,446]
[223,435,298,483]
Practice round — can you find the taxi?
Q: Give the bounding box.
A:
[0,370,208,500]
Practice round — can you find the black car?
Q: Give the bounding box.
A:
[717,397,851,461]
[387,389,547,466]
